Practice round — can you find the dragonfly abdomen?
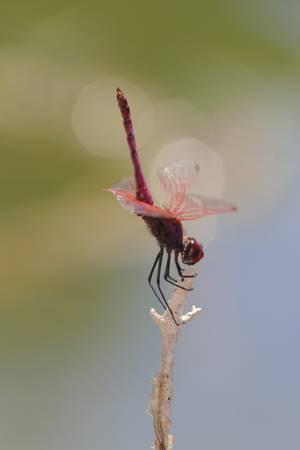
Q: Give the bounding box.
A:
[116,88,153,205]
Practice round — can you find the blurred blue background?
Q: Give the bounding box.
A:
[1,1,300,449]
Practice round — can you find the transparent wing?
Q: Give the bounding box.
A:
[158,159,200,213]
[175,193,237,221]
[110,176,136,193]
[107,187,172,218]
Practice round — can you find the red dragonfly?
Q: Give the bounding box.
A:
[107,88,237,325]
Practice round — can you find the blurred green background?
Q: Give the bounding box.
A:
[1,1,300,449]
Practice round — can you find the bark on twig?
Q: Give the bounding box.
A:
[149,267,201,450]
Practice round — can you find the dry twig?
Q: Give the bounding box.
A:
[149,266,201,450]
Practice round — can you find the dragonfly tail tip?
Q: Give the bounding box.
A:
[116,87,124,97]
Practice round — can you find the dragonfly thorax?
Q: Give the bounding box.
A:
[181,237,204,265]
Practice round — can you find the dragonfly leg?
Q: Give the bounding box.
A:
[148,250,167,312]
[164,251,193,291]
[156,248,181,326]
[164,251,177,282]
[175,252,196,279]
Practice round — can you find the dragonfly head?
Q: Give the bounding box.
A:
[181,237,204,265]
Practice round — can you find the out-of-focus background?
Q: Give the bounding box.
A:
[1,1,300,449]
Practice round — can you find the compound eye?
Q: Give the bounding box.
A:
[182,238,204,265]
[185,242,195,259]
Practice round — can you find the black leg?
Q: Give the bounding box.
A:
[164,251,193,291]
[148,250,167,311]
[164,251,177,282]
[156,248,181,326]
[175,252,196,279]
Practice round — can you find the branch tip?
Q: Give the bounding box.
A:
[181,305,202,324]
[150,308,165,326]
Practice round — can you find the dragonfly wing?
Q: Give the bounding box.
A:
[158,159,200,212]
[107,188,172,218]
[175,193,237,220]
[110,176,136,193]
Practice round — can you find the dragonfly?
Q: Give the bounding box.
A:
[107,88,237,325]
